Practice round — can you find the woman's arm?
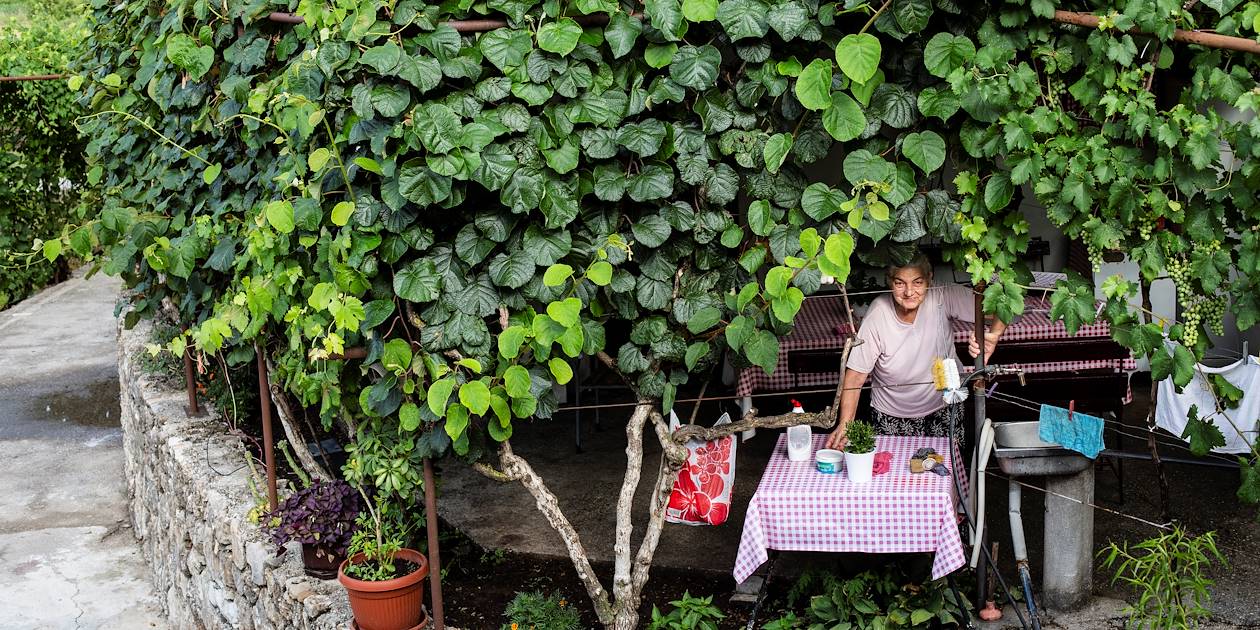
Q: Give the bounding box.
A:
[969,317,1006,362]
[825,368,869,450]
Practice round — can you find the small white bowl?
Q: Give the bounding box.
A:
[815,449,844,474]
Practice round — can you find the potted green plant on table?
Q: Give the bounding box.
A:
[844,421,877,483]
[266,478,361,579]
[338,496,429,630]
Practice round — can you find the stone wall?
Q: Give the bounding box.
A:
[117,320,352,629]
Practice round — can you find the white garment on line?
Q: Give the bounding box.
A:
[1155,349,1260,455]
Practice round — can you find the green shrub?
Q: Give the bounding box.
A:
[1101,525,1225,630]
[647,592,724,630]
[774,564,969,629]
[501,590,582,630]
[845,420,876,454]
[0,3,88,309]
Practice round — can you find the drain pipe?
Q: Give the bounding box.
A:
[972,285,988,608]
[1008,482,1043,630]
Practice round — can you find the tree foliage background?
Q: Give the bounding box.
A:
[58,0,1260,621]
[0,0,89,308]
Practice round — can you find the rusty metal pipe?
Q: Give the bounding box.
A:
[267,11,305,24]
[424,458,445,629]
[256,341,279,512]
[183,344,203,417]
[1054,10,1260,55]
[0,74,66,82]
[327,346,368,360]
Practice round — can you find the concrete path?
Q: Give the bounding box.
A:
[0,272,167,629]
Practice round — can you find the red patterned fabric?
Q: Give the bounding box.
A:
[733,435,966,583]
[736,273,1136,397]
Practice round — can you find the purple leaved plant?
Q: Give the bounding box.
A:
[266,478,362,556]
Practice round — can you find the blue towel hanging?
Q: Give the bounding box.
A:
[1039,404,1104,459]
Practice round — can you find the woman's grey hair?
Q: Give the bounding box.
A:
[885,253,933,284]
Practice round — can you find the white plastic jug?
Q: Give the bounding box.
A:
[786,400,811,462]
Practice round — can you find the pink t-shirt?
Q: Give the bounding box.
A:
[848,284,975,418]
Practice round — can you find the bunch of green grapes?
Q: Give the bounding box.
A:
[1136,215,1157,241]
[1181,300,1202,347]
[1203,294,1228,337]
[1180,296,1228,347]
[1086,243,1105,273]
[1166,255,1192,305]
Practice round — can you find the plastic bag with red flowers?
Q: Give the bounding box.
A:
[665,410,737,526]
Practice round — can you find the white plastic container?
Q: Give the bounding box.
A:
[815,449,843,473]
[786,400,811,462]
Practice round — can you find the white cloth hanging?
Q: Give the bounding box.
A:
[1155,349,1260,455]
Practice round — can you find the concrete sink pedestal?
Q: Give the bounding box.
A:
[993,421,1095,612]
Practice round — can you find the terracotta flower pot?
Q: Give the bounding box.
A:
[338,548,430,630]
[301,543,345,580]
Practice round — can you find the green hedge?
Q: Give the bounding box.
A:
[68,0,1260,487]
[0,6,89,309]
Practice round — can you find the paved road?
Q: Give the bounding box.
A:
[0,272,167,629]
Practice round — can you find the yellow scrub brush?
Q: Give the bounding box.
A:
[933,357,968,404]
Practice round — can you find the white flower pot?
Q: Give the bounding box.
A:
[845,450,875,483]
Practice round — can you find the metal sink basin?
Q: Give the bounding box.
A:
[992,421,1092,476]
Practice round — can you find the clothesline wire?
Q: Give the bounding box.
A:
[985,471,1258,562]
[983,388,1240,460]
[986,471,1172,530]
[553,380,940,413]
[963,389,1243,464]
[1103,425,1239,465]
[981,388,1174,452]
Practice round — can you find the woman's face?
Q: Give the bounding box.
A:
[890,266,930,314]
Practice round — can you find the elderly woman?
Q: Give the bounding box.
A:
[825,255,1005,450]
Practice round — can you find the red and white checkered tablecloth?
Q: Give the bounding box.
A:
[736,274,1135,396]
[733,434,966,584]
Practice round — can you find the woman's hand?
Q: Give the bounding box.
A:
[968,329,1001,362]
[825,424,848,450]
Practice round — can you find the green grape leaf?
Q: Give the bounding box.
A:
[763,133,793,174]
[716,0,770,40]
[166,34,214,80]
[924,32,975,78]
[669,45,721,89]
[394,259,443,302]
[892,0,933,33]
[984,173,1015,210]
[801,183,846,221]
[744,329,780,373]
[794,59,833,111]
[682,0,717,21]
[902,131,946,174]
[685,341,711,370]
[537,18,583,55]
[504,365,533,398]
[834,33,881,84]
[549,357,574,384]
[543,263,574,286]
[427,377,456,416]
[1180,405,1226,457]
[587,261,613,285]
[822,91,866,142]
[400,402,421,431]
[917,86,960,120]
[460,380,492,415]
[499,325,529,359]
